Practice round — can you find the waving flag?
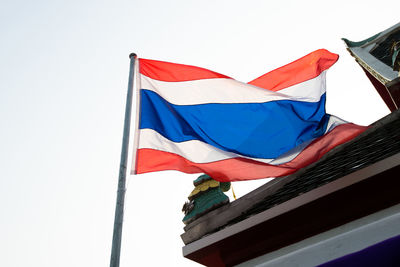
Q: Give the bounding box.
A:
[132,49,366,182]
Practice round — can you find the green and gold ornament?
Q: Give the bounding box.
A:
[182,174,231,225]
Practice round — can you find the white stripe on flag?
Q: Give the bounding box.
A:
[140,71,326,105]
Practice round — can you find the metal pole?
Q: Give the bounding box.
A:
[110,53,137,267]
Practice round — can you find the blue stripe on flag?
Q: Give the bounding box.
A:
[139,89,329,159]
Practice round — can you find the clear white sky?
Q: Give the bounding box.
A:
[0,1,397,266]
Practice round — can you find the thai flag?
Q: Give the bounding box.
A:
[132,49,366,182]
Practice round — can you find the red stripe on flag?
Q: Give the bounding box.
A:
[248,49,339,91]
[139,58,231,82]
[135,123,366,182]
[139,49,337,86]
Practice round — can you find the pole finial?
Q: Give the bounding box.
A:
[129,53,137,59]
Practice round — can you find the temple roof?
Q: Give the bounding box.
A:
[343,22,400,84]
[343,22,400,111]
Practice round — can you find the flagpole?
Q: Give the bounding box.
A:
[110,52,137,267]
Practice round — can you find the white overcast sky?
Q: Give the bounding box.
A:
[0,1,398,266]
